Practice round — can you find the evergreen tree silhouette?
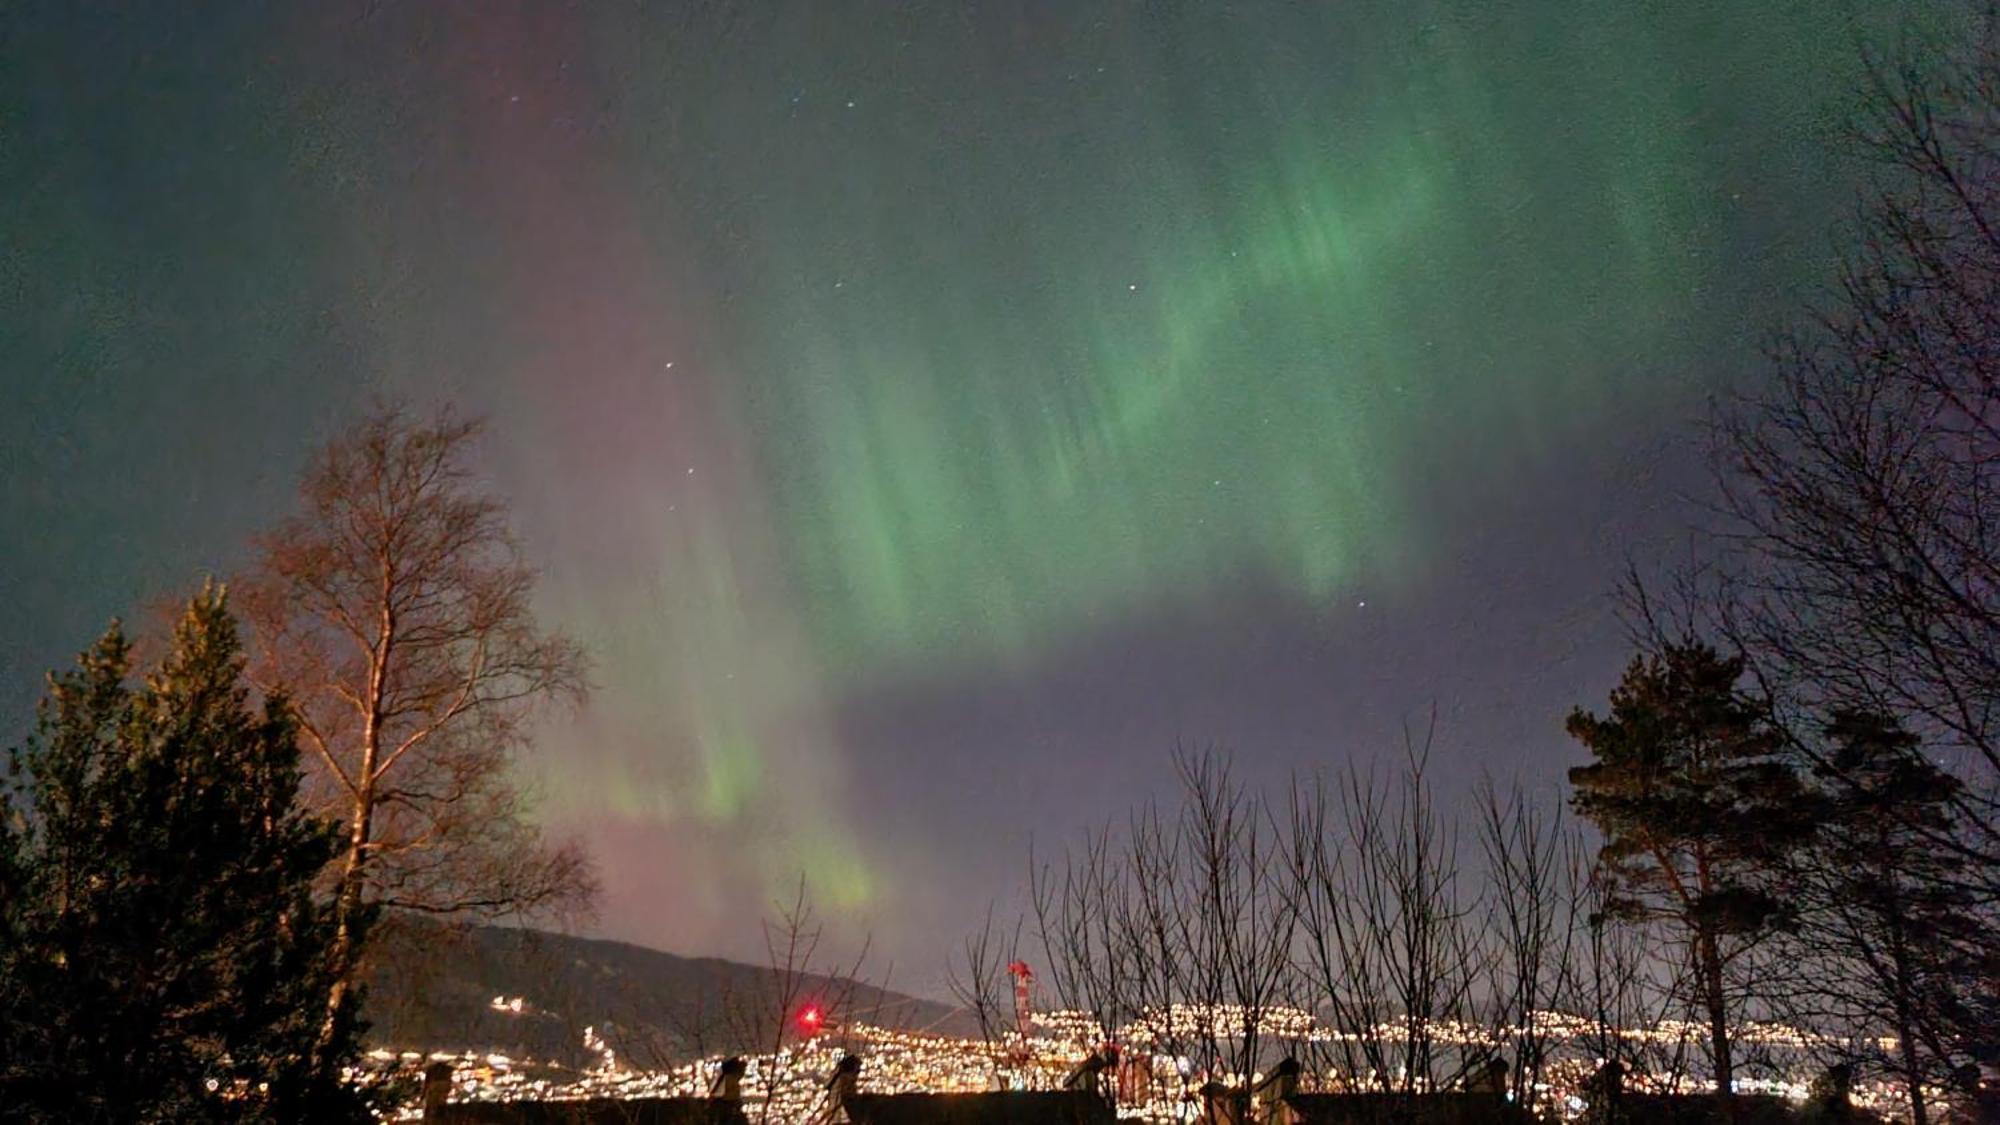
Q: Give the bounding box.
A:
[0,585,370,1123]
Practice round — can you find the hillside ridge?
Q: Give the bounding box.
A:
[361,921,970,1067]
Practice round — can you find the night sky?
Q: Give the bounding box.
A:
[1,2,1960,993]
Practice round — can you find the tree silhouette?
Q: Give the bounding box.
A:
[1567,640,1809,1101]
[0,586,365,1123]
[1786,710,1988,1125]
[240,405,592,1068]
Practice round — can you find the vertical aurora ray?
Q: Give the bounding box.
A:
[275,3,888,935]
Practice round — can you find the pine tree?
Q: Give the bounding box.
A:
[1801,710,1985,1125]
[1566,640,1809,1102]
[0,585,369,1123]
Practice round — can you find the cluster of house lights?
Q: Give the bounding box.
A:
[367,1004,1918,1122]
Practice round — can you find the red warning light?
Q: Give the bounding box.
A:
[798,1005,824,1031]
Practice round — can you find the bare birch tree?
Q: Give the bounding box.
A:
[1173,751,1297,1091]
[1715,23,2000,903]
[1473,780,1588,1116]
[1028,822,1131,1056]
[1030,750,1295,1111]
[1707,28,2000,1111]
[241,405,593,1066]
[945,905,1026,1086]
[1285,732,1484,1100]
[734,879,873,1125]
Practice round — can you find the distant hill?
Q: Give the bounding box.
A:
[360,922,972,1068]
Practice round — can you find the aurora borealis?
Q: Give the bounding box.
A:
[0,2,1962,984]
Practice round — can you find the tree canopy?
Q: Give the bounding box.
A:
[1567,639,1810,1097]
[0,586,368,1123]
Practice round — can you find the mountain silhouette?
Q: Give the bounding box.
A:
[361,921,971,1068]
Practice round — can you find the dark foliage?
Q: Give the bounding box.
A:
[1778,710,1994,1125]
[0,586,369,1123]
[1567,641,1811,1098]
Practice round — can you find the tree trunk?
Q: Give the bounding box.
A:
[318,642,382,1073]
[1887,918,1929,1125]
[1698,928,1733,1103]
[319,593,390,1066]
[316,787,373,1069]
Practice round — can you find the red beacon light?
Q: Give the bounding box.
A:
[798,1005,825,1033]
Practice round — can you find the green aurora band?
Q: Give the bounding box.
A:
[720,4,1864,672]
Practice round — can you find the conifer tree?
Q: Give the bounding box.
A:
[1798,710,1987,1125]
[0,585,367,1123]
[1566,640,1809,1101]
